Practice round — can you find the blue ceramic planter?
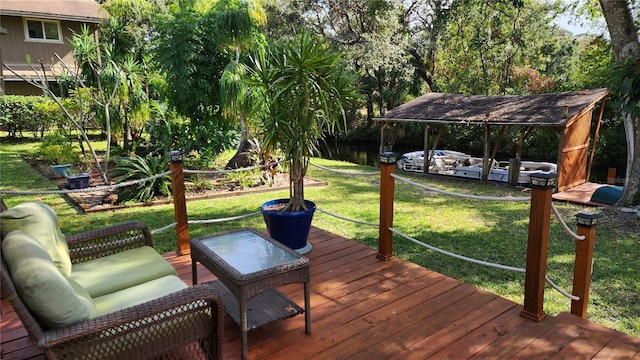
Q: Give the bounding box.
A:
[261,199,315,254]
[50,164,72,178]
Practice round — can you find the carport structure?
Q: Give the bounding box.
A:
[375,88,609,191]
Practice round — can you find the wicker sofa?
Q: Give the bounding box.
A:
[0,199,224,360]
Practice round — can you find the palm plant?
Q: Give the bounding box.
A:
[249,33,361,212]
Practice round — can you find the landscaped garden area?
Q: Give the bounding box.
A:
[2,2,640,357]
[1,134,639,338]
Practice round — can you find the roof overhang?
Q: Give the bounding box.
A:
[374,88,609,127]
[0,0,108,23]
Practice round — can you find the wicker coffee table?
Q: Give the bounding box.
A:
[190,228,311,359]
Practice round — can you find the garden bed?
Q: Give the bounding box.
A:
[26,156,327,213]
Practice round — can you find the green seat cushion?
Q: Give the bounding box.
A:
[0,202,72,276]
[93,275,188,316]
[71,246,178,298]
[2,230,98,329]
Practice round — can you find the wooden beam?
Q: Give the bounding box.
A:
[554,127,564,192]
[521,182,554,321]
[586,98,606,182]
[426,124,446,173]
[571,220,598,318]
[490,125,506,166]
[482,124,491,181]
[377,160,396,261]
[424,124,430,174]
[170,156,190,256]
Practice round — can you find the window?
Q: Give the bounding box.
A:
[24,19,62,42]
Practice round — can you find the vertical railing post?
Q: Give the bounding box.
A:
[377,152,397,261]
[169,150,190,256]
[571,212,599,318]
[521,173,556,321]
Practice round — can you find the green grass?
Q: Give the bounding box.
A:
[1,137,638,337]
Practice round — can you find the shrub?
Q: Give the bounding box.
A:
[34,132,80,165]
[0,96,61,137]
[41,132,68,147]
[110,155,171,203]
[37,145,81,165]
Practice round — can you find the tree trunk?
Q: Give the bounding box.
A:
[225,138,255,169]
[224,111,256,169]
[123,118,133,152]
[598,0,640,206]
[289,157,307,212]
[619,113,640,206]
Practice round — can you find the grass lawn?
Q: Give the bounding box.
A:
[1,136,639,337]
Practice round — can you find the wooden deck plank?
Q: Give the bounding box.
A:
[425,305,529,359]
[348,291,503,359]
[549,329,612,359]
[237,262,444,359]
[390,297,519,359]
[467,316,557,359]
[2,226,639,360]
[507,321,584,359]
[591,338,640,360]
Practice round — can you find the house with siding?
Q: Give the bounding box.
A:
[0,0,108,95]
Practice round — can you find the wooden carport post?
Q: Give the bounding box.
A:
[377,152,397,261]
[521,173,556,321]
[169,150,190,256]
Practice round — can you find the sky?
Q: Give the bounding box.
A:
[552,1,614,38]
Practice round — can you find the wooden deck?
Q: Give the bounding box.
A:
[3,227,640,359]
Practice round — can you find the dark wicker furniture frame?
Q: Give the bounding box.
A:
[0,198,224,360]
[190,228,311,360]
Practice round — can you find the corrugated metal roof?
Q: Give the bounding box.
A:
[374,88,609,127]
[0,0,108,23]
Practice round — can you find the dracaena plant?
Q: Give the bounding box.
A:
[248,32,361,212]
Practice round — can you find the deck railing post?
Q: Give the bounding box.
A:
[169,150,190,255]
[377,152,397,261]
[521,173,556,321]
[570,212,599,318]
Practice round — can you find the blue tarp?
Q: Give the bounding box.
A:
[590,185,623,205]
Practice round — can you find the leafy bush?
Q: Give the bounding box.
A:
[33,132,80,165]
[110,155,171,203]
[0,96,62,137]
[41,132,68,147]
[37,145,81,165]
[145,114,237,159]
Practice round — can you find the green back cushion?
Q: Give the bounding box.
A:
[71,246,178,298]
[2,230,97,328]
[0,202,72,276]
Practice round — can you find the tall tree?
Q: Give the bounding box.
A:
[153,1,232,154]
[435,0,561,95]
[214,0,267,168]
[300,0,414,121]
[98,0,160,151]
[598,0,640,206]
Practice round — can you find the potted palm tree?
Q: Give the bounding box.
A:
[249,32,360,253]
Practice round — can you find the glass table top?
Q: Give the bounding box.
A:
[199,230,300,275]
